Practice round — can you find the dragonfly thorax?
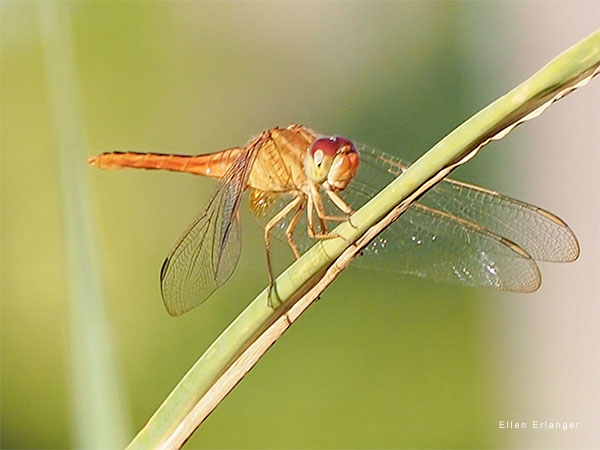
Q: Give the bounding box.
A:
[305,136,359,191]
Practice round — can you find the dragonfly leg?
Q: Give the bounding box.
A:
[310,183,350,224]
[324,187,357,229]
[318,216,327,234]
[264,195,304,307]
[285,198,307,259]
[306,194,345,241]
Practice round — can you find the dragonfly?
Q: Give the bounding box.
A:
[89,124,579,316]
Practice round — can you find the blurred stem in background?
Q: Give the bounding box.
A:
[38,4,130,448]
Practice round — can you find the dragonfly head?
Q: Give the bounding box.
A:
[305,136,359,191]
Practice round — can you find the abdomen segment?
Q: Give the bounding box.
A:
[88,149,242,179]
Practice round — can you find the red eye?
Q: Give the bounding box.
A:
[309,137,339,158]
[334,137,354,150]
[308,136,356,157]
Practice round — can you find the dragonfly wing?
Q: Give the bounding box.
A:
[347,180,541,292]
[359,205,542,292]
[160,143,259,316]
[357,146,579,262]
[419,179,579,262]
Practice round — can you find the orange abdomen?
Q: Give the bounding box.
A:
[88,148,242,179]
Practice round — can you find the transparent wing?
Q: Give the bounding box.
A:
[347,180,541,292]
[358,146,580,262]
[160,144,259,316]
[253,145,577,292]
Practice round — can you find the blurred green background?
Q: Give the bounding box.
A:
[2,2,598,449]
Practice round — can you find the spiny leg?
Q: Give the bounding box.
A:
[318,216,327,234]
[325,187,357,229]
[307,192,353,246]
[309,182,351,224]
[264,195,304,307]
[285,198,306,260]
[306,195,343,240]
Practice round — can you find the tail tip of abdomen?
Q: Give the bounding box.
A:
[88,155,100,166]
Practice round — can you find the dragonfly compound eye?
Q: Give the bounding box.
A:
[306,137,339,182]
[309,137,340,163]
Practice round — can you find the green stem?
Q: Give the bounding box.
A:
[39,3,131,448]
[127,30,600,449]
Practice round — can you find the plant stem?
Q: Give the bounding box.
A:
[39,3,131,448]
